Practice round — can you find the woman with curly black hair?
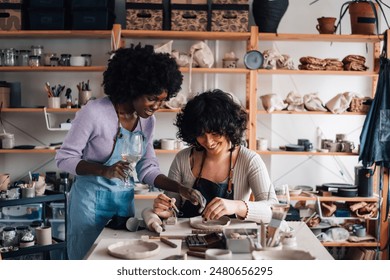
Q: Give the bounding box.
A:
[153,89,278,223]
[56,44,205,260]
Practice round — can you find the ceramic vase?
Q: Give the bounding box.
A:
[252,0,289,33]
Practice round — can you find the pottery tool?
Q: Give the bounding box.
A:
[187,250,205,259]
[260,221,266,248]
[267,209,287,247]
[160,237,178,248]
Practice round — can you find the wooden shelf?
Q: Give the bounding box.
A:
[2,108,179,113]
[257,110,367,115]
[121,29,251,41]
[289,195,379,203]
[322,241,379,247]
[0,30,111,39]
[259,33,383,43]
[0,66,106,72]
[257,150,358,156]
[257,69,378,76]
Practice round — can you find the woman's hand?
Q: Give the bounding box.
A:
[179,186,206,214]
[101,161,129,181]
[153,193,175,219]
[202,198,247,221]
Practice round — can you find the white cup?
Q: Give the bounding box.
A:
[256,138,268,151]
[47,97,61,108]
[70,56,85,67]
[36,226,52,245]
[205,249,232,260]
[161,138,175,150]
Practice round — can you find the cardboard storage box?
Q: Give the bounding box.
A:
[0,0,22,31]
[126,1,165,30]
[171,3,209,31]
[211,3,249,32]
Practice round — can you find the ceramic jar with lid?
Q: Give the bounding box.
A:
[28,55,40,67]
[59,54,71,66]
[30,45,43,56]
[2,226,17,247]
[1,133,15,149]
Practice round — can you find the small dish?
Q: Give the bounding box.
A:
[107,240,160,259]
[244,50,263,70]
[189,216,231,230]
[252,249,316,260]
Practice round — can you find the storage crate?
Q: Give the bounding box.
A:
[26,8,66,30]
[210,3,249,32]
[71,8,115,30]
[49,219,65,240]
[49,202,65,219]
[70,0,114,9]
[171,3,209,31]
[1,204,42,220]
[0,0,22,31]
[126,1,165,30]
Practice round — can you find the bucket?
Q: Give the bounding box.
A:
[349,2,378,35]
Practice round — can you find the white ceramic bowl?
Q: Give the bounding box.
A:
[70,56,85,66]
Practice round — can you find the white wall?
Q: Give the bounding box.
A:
[1,0,390,193]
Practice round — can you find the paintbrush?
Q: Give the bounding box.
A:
[266,209,287,247]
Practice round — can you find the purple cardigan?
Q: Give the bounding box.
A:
[55,96,161,186]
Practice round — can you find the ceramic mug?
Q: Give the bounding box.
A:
[316,17,337,34]
[161,138,175,150]
[256,138,268,151]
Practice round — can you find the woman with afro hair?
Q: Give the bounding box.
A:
[153,89,278,224]
[56,44,205,259]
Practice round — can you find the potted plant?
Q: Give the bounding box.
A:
[311,0,390,35]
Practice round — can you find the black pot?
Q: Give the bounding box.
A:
[252,0,289,33]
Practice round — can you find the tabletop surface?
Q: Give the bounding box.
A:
[84,219,334,260]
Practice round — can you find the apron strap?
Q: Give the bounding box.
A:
[196,146,235,194]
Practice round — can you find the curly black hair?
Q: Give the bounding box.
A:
[175,89,248,148]
[102,44,183,105]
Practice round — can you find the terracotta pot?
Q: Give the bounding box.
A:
[316,17,337,34]
[349,2,379,35]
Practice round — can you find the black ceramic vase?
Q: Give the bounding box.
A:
[252,0,289,33]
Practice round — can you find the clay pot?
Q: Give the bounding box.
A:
[316,17,337,34]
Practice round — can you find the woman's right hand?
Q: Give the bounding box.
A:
[153,193,175,219]
[101,161,129,181]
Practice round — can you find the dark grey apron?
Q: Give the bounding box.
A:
[180,148,234,218]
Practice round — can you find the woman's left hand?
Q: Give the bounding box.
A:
[202,197,240,220]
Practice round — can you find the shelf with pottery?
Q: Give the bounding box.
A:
[288,195,379,203]
[0,190,67,260]
[257,110,367,115]
[258,33,384,43]
[257,151,358,156]
[0,30,112,39]
[257,68,378,76]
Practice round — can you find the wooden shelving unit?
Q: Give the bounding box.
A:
[0,26,388,259]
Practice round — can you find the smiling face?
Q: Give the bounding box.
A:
[196,132,230,155]
[133,92,168,118]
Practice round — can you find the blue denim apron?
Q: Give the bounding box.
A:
[67,126,145,260]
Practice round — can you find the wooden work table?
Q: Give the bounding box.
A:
[84,219,333,260]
